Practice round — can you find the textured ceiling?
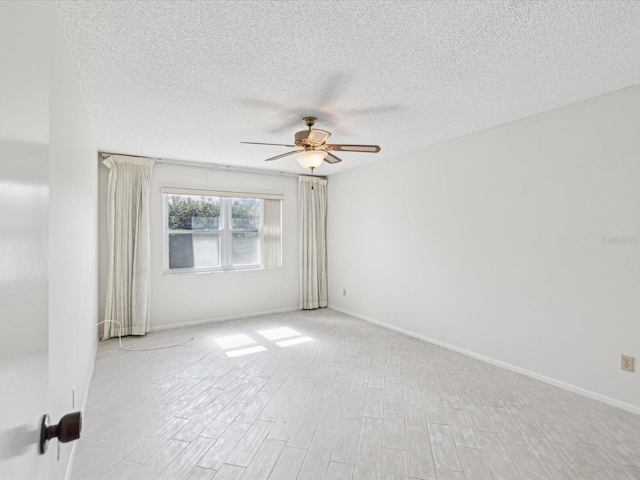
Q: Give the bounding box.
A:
[57,1,640,175]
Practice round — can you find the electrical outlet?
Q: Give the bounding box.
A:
[343,289,347,296]
[621,355,635,372]
[210,296,216,304]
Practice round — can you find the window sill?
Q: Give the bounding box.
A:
[163,266,276,276]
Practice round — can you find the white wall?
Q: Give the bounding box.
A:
[328,85,640,412]
[48,4,99,478]
[99,163,299,330]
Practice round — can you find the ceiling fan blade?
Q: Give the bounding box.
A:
[264,150,301,162]
[242,141,297,147]
[325,144,381,153]
[324,152,342,164]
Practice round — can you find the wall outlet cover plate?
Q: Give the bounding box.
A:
[621,355,635,372]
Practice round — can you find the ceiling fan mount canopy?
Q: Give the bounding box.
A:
[302,116,317,128]
[241,117,381,172]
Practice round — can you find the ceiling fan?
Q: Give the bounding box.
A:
[241,117,381,172]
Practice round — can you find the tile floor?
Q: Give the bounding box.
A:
[72,309,640,479]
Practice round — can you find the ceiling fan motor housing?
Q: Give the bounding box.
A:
[295,129,331,147]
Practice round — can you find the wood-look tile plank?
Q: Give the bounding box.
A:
[306,380,333,410]
[331,374,353,399]
[318,397,346,433]
[353,460,381,480]
[357,417,383,463]
[385,364,402,384]
[125,417,190,464]
[402,372,421,398]
[384,382,404,411]
[288,377,318,406]
[352,367,370,389]
[99,461,141,480]
[505,443,550,479]
[161,436,215,479]
[435,468,466,479]
[456,446,492,480]
[185,466,217,480]
[326,461,355,479]
[212,464,245,479]
[180,388,225,419]
[198,422,252,470]
[502,401,544,437]
[136,438,190,480]
[173,402,226,442]
[331,417,361,464]
[484,406,526,446]
[286,407,323,448]
[213,383,248,406]
[382,408,406,450]
[239,439,285,480]
[404,395,427,431]
[268,446,306,480]
[475,431,521,480]
[381,447,409,479]
[235,392,272,424]
[297,431,335,480]
[406,427,436,480]
[226,419,273,467]
[368,368,385,390]
[363,388,384,419]
[235,378,268,404]
[267,402,304,441]
[445,408,478,449]
[458,396,495,433]
[427,423,461,471]
[200,402,246,439]
[258,390,291,422]
[343,386,367,419]
[423,394,448,425]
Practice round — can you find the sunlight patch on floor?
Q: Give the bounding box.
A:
[226,345,267,357]
[257,326,301,341]
[277,336,313,347]
[215,333,255,350]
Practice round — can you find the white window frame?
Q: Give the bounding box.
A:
[163,187,282,275]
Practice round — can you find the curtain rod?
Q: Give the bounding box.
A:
[99,151,302,178]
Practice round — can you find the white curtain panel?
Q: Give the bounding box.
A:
[103,155,155,339]
[262,199,282,269]
[299,176,328,309]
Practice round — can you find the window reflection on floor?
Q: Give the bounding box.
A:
[217,326,314,357]
[225,345,267,357]
[257,326,300,341]
[277,336,313,347]
[214,333,255,349]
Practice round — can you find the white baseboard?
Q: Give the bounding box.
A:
[149,306,300,332]
[329,305,640,416]
[65,336,99,480]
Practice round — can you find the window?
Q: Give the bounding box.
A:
[163,188,282,274]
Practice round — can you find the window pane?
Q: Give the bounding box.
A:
[168,195,220,230]
[231,198,260,230]
[169,233,220,269]
[232,232,260,266]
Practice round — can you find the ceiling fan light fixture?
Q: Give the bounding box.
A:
[295,149,327,172]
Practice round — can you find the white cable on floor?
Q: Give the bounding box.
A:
[97,320,193,351]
